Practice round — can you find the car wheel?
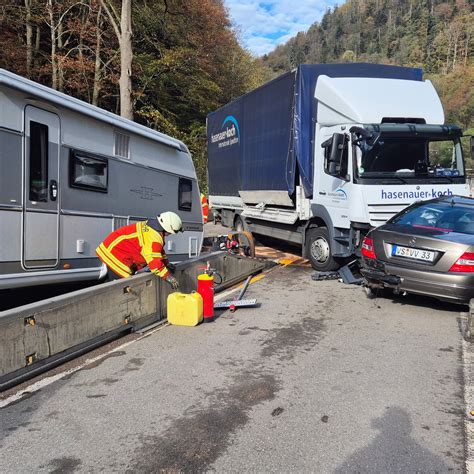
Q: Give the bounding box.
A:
[306,227,340,271]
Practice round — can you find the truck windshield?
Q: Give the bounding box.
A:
[354,134,465,182]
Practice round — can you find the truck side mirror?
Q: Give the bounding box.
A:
[323,133,348,178]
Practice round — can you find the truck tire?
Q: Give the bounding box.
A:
[306,227,340,271]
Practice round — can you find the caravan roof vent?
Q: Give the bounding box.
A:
[114,131,130,159]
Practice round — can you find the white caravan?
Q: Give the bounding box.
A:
[0,69,203,289]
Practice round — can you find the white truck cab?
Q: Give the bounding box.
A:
[308,75,470,269]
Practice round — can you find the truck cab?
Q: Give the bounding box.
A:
[309,75,471,270]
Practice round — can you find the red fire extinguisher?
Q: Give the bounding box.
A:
[197,269,215,323]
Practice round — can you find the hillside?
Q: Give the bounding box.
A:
[262,0,473,130]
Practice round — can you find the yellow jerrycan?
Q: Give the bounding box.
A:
[167,292,203,326]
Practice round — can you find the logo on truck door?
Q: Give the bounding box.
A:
[328,188,348,200]
[210,115,240,149]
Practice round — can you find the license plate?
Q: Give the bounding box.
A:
[391,245,435,262]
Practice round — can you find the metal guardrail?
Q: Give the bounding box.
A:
[0,252,271,391]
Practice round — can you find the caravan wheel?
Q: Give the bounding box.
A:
[306,227,339,272]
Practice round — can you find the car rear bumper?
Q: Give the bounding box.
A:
[361,259,474,303]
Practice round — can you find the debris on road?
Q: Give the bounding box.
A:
[311,271,339,281]
[338,261,363,285]
[311,260,363,285]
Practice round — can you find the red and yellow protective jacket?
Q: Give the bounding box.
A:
[201,193,209,224]
[96,221,169,279]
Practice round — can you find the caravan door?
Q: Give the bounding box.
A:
[23,106,60,269]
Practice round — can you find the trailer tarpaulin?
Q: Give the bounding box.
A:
[207,71,295,197]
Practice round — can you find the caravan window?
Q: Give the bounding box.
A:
[178,178,192,211]
[70,151,108,192]
[29,121,49,202]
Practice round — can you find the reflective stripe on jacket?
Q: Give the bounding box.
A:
[201,193,209,224]
[96,221,169,279]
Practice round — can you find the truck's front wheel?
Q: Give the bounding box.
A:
[306,227,339,271]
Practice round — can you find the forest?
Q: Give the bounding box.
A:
[0,0,472,188]
[263,0,473,131]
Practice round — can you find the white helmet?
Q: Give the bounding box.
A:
[157,211,183,234]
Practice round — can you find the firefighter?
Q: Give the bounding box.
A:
[96,211,182,289]
[201,193,209,224]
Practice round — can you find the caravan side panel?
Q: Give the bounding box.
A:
[60,108,196,179]
[0,129,22,206]
[0,102,23,271]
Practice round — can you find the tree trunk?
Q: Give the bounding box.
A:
[119,0,133,119]
[35,26,40,55]
[99,0,134,120]
[25,0,33,78]
[452,38,458,69]
[47,0,58,90]
[92,6,103,106]
[57,20,64,92]
[464,35,470,66]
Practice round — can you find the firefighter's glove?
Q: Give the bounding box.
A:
[165,274,180,290]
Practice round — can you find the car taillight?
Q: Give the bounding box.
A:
[361,236,376,260]
[449,252,474,272]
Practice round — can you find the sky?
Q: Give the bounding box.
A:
[223,0,342,57]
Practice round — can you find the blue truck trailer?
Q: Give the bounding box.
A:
[207,63,471,270]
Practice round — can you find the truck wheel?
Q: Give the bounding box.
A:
[306,227,339,271]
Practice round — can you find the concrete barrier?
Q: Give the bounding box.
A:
[0,252,270,390]
[0,274,158,389]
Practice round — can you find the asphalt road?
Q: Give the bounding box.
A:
[0,263,470,472]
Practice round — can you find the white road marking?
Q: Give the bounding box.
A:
[462,312,474,473]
